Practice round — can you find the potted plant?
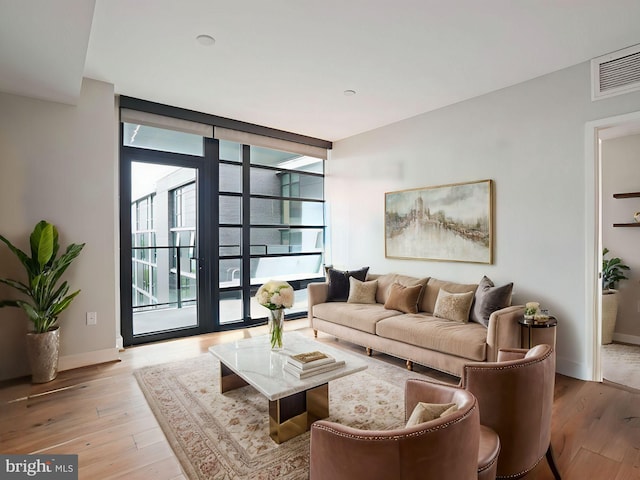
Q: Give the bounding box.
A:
[601,247,630,344]
[0,221,84,382]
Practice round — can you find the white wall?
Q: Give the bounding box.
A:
[0,78,118,380]
[329,61,640,380]
[602,134,640,344]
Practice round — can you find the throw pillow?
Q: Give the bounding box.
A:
[347,277,378,304]
[405,402,458,428]
[326,266,369,302]
[433,289,475,323]
[470,276,514,326]
[383,282,423,314]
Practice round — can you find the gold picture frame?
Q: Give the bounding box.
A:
[385,179,493,264]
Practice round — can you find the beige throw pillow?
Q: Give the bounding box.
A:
[347,277,378,304]
[433,289,475,323]
[383,282,423,314]
[406,402,458,428]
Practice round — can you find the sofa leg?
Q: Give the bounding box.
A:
[406,360,413,371]
[313,329,318,338]
[366,347,373,356]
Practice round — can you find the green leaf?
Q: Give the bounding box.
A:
[0,278,31,296]
[15,300,40,322]
[32,222,55,268]
[49,243,85,287]
[49,290,80,317]
[0,233,34,274]
[0,300,20,308]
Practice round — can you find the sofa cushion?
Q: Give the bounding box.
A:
[326,266,369,302]
[470,276,513,326]
[384,282,424,314]
[433,289,475,323]
[313,302,402,334]
[376,314,488,361]
[374,273,429,304]
[420,278,478,314]
[347,277,378,304]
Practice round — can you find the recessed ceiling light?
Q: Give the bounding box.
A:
[196,34,215,46]
[344,89,356,96]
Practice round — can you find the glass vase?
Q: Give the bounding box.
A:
[268,308,284,350]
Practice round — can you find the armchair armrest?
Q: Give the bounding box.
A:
[496,348,528,362]
[486,305,525,361]
[307,282,328,321]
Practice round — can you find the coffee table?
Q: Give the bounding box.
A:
[208,331,368,443]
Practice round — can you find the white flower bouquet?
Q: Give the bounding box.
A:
[256,280,294,349]
[256,280,294,310]
[524,302,540,317]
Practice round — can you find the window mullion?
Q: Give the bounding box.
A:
[242,144,251,321]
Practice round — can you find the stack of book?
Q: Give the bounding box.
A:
[284,350,345,379]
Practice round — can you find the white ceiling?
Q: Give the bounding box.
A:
[2,0,640,141]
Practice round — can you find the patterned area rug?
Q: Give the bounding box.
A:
[602,343,640,391]
[134,351,452,479]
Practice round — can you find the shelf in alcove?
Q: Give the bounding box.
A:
[613,192,640,198]
[613,223,640,227]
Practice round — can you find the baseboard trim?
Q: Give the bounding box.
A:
[612,333,640,346]
[58,348,120,372]
[556,355,590,381]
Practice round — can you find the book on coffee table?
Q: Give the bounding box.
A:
[287,351,336,370]
[284,359,346,379]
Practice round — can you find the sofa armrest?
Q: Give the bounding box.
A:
[307,282,329,321]
[485,305,525,362]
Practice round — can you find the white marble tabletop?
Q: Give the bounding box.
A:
[208,331,368,401]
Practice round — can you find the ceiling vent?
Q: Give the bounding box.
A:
[592,44,640,100]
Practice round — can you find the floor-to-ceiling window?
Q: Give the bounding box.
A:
[119,99,330,345]
[217,141,325,324]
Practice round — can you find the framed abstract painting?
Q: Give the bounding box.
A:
[385,179,493,264]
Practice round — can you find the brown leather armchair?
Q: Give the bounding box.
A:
[309,379,500,480]
[461,344,561,479]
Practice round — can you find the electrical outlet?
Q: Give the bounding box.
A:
[86,312,97,325]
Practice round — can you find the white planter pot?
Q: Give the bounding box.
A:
[601,290,619,345]
[25,327,60,383]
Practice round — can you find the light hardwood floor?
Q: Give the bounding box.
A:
[1,320,639,480]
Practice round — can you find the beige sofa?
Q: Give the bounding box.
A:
[308,273,524,377]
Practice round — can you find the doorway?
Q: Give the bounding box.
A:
[120,142,213,346]
[587,111,640,388]
[598,121,640,390]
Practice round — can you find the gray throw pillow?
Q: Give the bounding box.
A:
[326,266,369,302]
[470,276,513,326]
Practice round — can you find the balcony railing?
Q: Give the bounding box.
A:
[132,245,196,311]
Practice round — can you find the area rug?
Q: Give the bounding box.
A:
[134,352,452,479]
[602,342,640,391]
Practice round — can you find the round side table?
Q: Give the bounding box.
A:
[518,316,557,349]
